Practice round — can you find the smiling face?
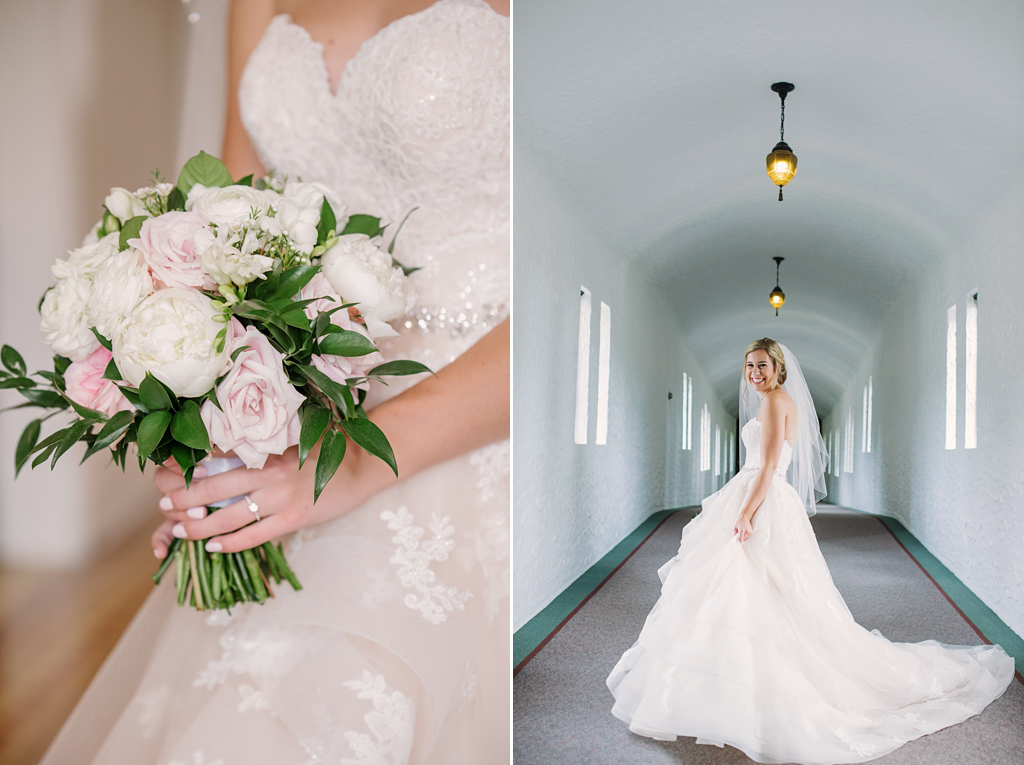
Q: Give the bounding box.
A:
[745,349,776,393]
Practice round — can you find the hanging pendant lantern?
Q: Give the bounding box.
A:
[769,256,786,315]
[767,83,797,201]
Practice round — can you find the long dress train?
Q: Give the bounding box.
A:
[607,418,1014,764]
[43,2,510,762]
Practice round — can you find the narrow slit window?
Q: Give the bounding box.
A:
[861,385,868,453]
[686,377,693,450]
[714,426,721,476]
[965,292,977,449]
[866,377,873,453]
[595,301,611,445]
[700,404,710,471]
[573,287,591,445]
[844,408,854,473]
[946,304,957,450]
[681,373,691,450]
[834,430,840,476]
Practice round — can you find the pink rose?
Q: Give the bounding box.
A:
[132,211,214,290]
[300,273,383,385]
[201,326,304,469]
[65,347,133,417]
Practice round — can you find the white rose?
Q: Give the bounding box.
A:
[112,288,230,398]
[187,184,273,229]
[51,232,120,281]
[39,276,99,362]
[104,187,149,224]
[195,226,275,287]
[320,234,417,339]
[86,249,155,338]
[283,181,347,225]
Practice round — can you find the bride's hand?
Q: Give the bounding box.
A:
[734,516,753,543]
[150,439,393,557]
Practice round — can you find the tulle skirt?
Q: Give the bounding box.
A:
[42,440,510,765]
[607,471,1014,764]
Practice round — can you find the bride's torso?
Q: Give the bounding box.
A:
[740,418,793,478]
[238,0,510,383]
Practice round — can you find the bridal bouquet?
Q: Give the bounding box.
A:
[2,151,428,611]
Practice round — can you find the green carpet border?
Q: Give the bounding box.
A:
[515,503,1024,681]
[835,505,1024,680]
[513,507,692,671]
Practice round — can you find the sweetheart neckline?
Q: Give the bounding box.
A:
[271,0,500,98]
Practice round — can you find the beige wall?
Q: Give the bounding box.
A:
[0,0,192,566]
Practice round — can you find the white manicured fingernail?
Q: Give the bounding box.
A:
[205,541,222,552]
[159,496,174,511]
[186,506,206,519]
[153,548,164,559]
[172,523,188,539]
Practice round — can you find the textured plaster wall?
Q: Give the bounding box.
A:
[824,181,1024,639]
[513,150,733,630]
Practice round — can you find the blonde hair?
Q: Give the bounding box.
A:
[743,337,787,396]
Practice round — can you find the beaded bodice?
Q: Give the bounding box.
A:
[238,0,509,358]
[740,418,793,478]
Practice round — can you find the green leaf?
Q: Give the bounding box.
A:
[15,419,41,475]
[116,385,146,412]
[102,358,122,381]
[313,428,346,503]
[170,400,211,450]
[176,150,233,199]
[275,265,320,300]
[297,364,351,417]
[229,344,252,363]
[90,327,113,351]
[118,216,146,251]
[66,397,106,420]
[137,410,172,460]
[235,174,254,187]
[0,376,35,389]
[171,441,196,476]
[139,373,173,411]
[317,198,337,244]
[53,356,71,375]
[298,402,331,469]
[368,360,433,378]
[341,214,383,238]
[92,410,135,451]
[32,441,58,469]
[51,419,92,467]
[2,345,26,375]
[342,418,397,476]
[318,330,378,358]
[165,186,186,211]
[17,388,66,408]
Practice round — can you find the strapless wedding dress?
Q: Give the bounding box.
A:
[43,2,509,763]
[607,418,1013,764]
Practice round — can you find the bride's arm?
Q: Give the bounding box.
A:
[151,318,510,557]
[221,0,275,179]
[733,393,786,542]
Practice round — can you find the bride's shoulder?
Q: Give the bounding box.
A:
[762,387,796,415]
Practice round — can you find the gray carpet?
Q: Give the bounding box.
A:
[513,506,1024,765]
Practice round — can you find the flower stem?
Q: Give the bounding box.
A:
[187,540,205,611]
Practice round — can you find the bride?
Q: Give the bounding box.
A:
[43,1,509,763]
[607,337,1014,764]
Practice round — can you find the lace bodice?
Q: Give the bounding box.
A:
[740,418,792,478]
[238,0,510,350]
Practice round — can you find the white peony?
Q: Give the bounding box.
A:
[104,187,149,224]
[39,276,99,362]
[320,234,417,339]
[283,180,347,226]
[195,226,275,287]
[187,184,274,229]
[51,232,120,281]
[86,249,155,338]
[261,197,320,254]
[112,288,230,398]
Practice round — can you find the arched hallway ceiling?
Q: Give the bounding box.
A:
[516,0,1024,419]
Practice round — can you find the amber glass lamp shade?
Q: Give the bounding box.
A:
[769,286,786,315]
[766,141,798,187]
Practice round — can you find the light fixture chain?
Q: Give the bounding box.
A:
[780,97,785,141]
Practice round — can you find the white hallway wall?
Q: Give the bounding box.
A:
[824,179,1024,639]
[513,150,733,630]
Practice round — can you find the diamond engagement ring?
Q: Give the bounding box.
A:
[244,495,261,522]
